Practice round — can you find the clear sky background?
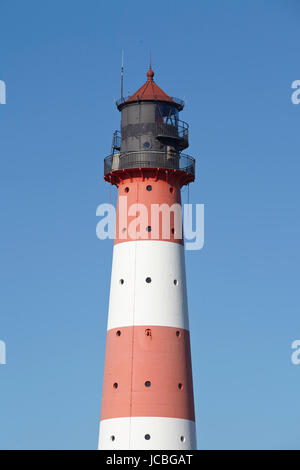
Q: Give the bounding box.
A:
[0,0,299,450]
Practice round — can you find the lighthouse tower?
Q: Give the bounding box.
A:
[98,67,196,450]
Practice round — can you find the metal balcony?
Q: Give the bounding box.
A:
[155,119,189,150]
[119,119,189,151]
[104,150,195,179]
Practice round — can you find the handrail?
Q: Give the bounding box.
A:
[170,97,185,109]
[155,119,188,140]
[116,95,185,109]
[115,119,189,144]
[104,151,195,178]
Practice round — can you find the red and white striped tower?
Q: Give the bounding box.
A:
[98,67,196,450]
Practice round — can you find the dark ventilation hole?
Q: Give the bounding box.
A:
[145,329,152,337]
[113,383,118,389]
[176,330,181,338]
[125,187,129,193]
[146,226,152,232]
[170,187,174,194]
[119,279,124,285]
[111,435,115,442]
[178,383,183,390]
[174,280,179,286]
[146,185,152,191]
[145,381,151,387]
[144,434,151,440]
[171,228,175,234]
[146,277,152,284]
[180,436,185,442]
[116,330,121,337]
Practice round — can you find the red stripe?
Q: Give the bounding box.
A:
[100,326,195,421]
[115,178,184,245]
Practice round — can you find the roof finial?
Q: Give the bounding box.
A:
[147,49,154,81]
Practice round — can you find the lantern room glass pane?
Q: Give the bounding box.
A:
[155,103,179,125]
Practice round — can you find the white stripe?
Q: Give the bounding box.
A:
[98,416,197,450]
[107,241,189,330]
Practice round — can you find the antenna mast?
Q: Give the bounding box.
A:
[121,50,124,103]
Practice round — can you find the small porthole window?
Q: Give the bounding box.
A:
[144,434,151,440]
[176,330,181,338]
[145,381,151,387]
[143,141,151,149]
[111,435,115,442]
[174,279,179,286]
[116,330,121,337]
[171,228,175,234]
[170,187,174,194]
[178,383,183,390]
[146,185,152,191]
[113,382,118,389]
[146,226,152,232]
[145,329,152,337]
[146,277,152,283]
[119,279,124,285]
[125,187,129,193]
[180,436,185,442]
[122,227,127,233]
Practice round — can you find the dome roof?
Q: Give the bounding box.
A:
[125,67,176,105]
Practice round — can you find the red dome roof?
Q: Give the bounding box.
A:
[125,67,175,105]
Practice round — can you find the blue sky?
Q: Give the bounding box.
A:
[0,0,300,449]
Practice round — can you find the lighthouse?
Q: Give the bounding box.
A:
[98,66,197,450]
